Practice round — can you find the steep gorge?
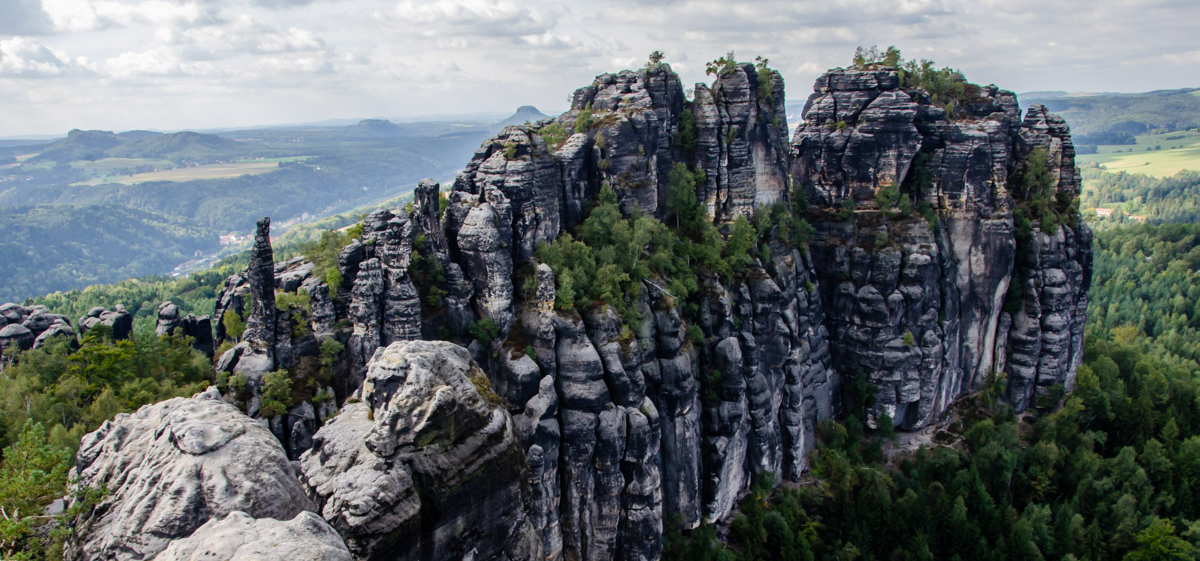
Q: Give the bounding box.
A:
[65,59,1090,561]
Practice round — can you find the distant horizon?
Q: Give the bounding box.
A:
[3,0,1198,137]
[6,81,1199,141]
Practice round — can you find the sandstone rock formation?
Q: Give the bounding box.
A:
[153,511,352,561]
[189,59,1090,561]
[791,68,1091,428]
[67,388,314,561]
[77,305,133,340]
[299,340,537,561]
[0,303,76,357]
[156,301,215,356]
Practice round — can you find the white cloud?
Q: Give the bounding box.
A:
[103,48,184,76]
[387,0,557,37]
[2,0,1200,136]
[0,36,74,76]
[38,0,219,32]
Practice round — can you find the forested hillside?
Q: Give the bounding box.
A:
[1021,89,1200,144]
[0,119,493,302]
[0,205,218,303]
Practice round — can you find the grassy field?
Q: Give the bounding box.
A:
[72,157,308,185]
[1078,129,1200,177]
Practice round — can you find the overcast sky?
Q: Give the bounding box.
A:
[1,0,1198,136]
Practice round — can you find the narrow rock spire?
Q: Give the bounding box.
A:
[243,217,276,349]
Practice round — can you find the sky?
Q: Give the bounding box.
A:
[1,0,1198,137]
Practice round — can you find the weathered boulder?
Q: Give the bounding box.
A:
[77,305,132,340]
[68,389,312,561]
[0,323,34,352]
[153,511,351,561]
[300,340,538,561]
[156,302,215,357]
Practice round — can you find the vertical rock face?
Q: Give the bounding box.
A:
[791,67,1091,427]
[693,63,791,219]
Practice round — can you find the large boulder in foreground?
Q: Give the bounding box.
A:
[300,340,539,561]
[153,511,351,561]
[68,389,315,561]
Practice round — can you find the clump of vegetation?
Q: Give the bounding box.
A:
[676,109,698,154]
[275,289,310,312]
[705,50,738,77]
[468,318,500,346]
[300,223,363,301]
[835,199,856,221]
[503,140,520,160]
[408,233,447,310]
[1012,147,1077,236]
[259,370,293,418]
[851,45,984,121]
[754,56,776,107]
[470,373,504,406]
[646,50,666,67]
[574,103,594,134]
[537,122,570,150]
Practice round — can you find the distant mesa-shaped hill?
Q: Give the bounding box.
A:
[29,129,241,164]
[496,105,548,127]
[107,131,240,161]
[352,118,408,137]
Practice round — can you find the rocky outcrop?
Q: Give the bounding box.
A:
[0,303,76,356]
[67,388,314,561]
[153,511,352,561]
[299,340,537,561]
[77,305,132,340]
[156,301,215,356]
[791,67,1090,427]
[197,59,1087,561]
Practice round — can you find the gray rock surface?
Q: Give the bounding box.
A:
[156,301,214,356]
[792,67,1090,427]
[77,305,132,340]
[152,511,351,561]
[68,389,312,561]
[300,340,537,561]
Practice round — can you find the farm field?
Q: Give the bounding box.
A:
[1077,129,1200,177]
[72,157,307,185]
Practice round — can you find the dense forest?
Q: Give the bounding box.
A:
[1081,168,1200,226]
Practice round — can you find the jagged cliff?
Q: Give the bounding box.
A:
[792,68,1091,426]
[65,59,1090,561]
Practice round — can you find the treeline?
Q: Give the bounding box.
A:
[667,334,1200,561]
[1082,168,1200,226]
